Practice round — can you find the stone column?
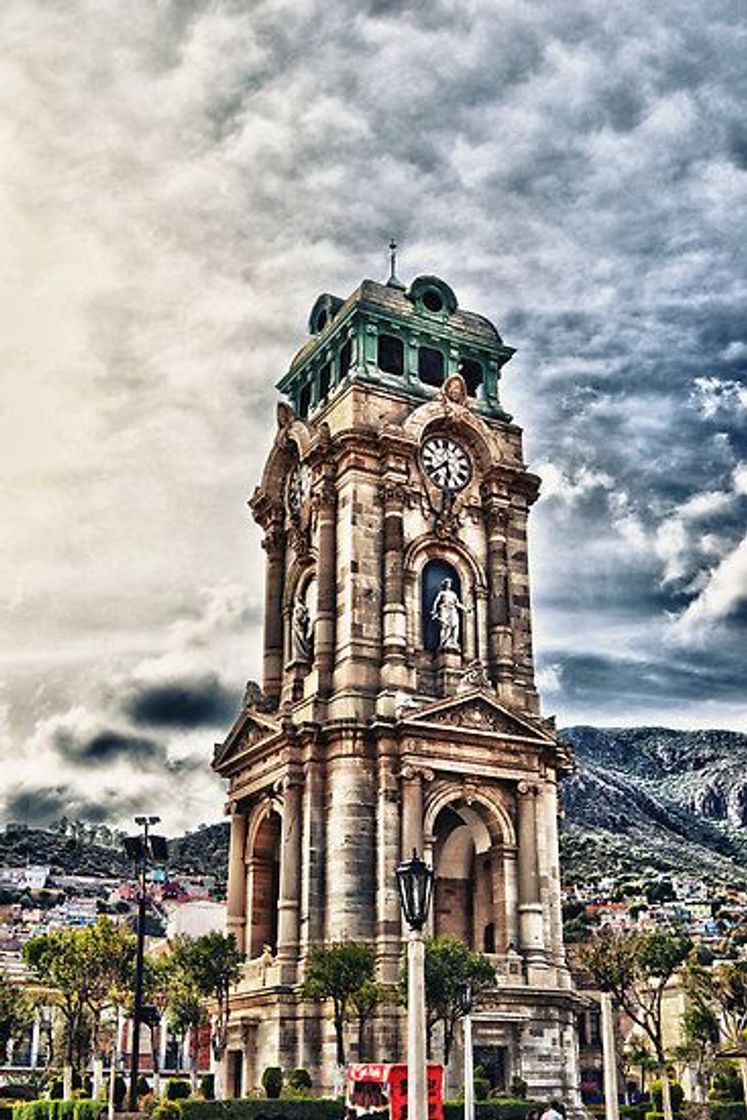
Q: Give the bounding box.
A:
[482,491,513,695]
[300,755,326,962]
[401,766,425,859]
[381,480,409,690]
[262,518,286,704]
[516,782,545,969]
[376,737,402,984]
[277,774,303,982]
[505,502,539,712]
[601,991,620,1120]
[226,809,248,956]
[503,845,519,950]
[30,1017,40,1068]
[314,474,337,698]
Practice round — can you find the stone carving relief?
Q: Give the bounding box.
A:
[458,660,491,693]
[291,596,314,664]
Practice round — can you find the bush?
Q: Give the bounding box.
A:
[12,1104,103,1120]
[443,1103,544,1120]
[261,1069,283,1100]
[152,1103,182,1120]
[708,1107,747,1120]
[475,1079,491,1101]
[179,1103,343,1120]
[113,1077,127,1112]
[650,1081,684,1116]
[199,1076,214,1102]
[164,1082,191,1103]
[509,1078,528,1101]
[287,1071,312,1093]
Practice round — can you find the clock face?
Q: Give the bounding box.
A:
[286,464,309,514]
[421,437,472,492]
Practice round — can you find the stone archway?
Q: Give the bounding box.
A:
[246,808,281,958]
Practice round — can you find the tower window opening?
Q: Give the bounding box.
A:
[298,381,311,419]
[460,358,483,397]
[316,309,328,332]
[339,339,352,379]
[378,333,404,376]
[418,346,444,387]
[319,363,331,401]
[422,289,444,313]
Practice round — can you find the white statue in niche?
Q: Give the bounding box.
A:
[431,577,468,652]
[291,596,314,663]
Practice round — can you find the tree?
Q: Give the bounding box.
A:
[581,929,692,1120]
[165,974,205,1092]
[142,954,175,1096]
[686,959,747,1102]
[401,935,496,1065]
[83,919,136,1097]
[0,967,33,1056]
[170,932,241,1098]
[24,927,92,1096]
[349,979,388,1061]
[302,942,376,1067]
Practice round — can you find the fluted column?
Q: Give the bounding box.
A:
[516,782,545,966]
[381,480,408,689]
[262,517,285,704]
[314,472,337,698]
[226,809,248,956]
[277,774,303,980]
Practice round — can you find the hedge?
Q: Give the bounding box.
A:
[443,1104,544,1120]
[13,1104,103,1120]
[179,1102,343,1120]
[707,1106,747,1120]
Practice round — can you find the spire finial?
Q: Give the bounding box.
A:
[386,237,405,290]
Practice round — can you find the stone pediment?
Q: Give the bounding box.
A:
[212,707,282,773]
[400,689,554,743]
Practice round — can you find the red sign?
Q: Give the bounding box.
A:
[345,1063,443,1120]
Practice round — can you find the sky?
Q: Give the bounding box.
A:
[1,0,745,833]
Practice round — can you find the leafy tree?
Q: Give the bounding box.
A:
[401,935,496,1065]
[83,919,135,1095]
[623,1032,658,1094]
[301,941,376,1067]
[142,954,175,1096]
[581,929,692,1120]
[24,927,91,1093]
[170,932,241,1065]
[349,979,388,1061]
[165,976,204,1092]
[0,967,33,1055]
[686,960,747,1102]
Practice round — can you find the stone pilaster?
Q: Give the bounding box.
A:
[517,781,546,972]
[314,473,337,699]
[261,517,285,705]
[401,765,425,859]
[482,486,514,698]
[277,773,303,982]
[381,480,409,690]
[226,809,248,956]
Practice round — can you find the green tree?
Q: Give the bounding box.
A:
[301,941,376,1067]
[0,967,33,1055]
[143,954,175,1096]
[169,932,241,1097]
[581,929,691,1120]
[166,975,205,1092]
[24,927,92,1094]
[686,959,747,1102]
[401,935,496,1065]
[83,918,136,1096]
[349,979,388,1061]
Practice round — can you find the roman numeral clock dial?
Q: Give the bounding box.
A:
[421,436,472,492]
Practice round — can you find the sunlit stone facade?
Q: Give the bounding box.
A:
[213,273,582,1102]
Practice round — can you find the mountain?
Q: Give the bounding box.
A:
[560,726,747,887]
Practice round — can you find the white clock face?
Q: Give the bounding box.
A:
[421,437,472,492]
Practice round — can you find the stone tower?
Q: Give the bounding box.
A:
[213,269,581,1102]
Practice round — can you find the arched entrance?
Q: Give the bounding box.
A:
[431,801,507,955]
[247,809,281,958]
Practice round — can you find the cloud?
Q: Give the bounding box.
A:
[122,674,239,729]
[671,534,747,640]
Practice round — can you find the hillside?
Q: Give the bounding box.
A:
[560,726,747,887]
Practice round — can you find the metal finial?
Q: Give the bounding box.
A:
[386,237,405,290]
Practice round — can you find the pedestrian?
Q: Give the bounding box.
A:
[540,1100,564,1120]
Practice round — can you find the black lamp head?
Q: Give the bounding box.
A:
[395,850,434,931]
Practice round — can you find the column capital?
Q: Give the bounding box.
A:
[517,780,540,797]
[400,764,434,783]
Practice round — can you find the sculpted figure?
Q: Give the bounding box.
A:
[291,597,313,663]
[431,577,467,652]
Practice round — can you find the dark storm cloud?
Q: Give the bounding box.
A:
[4,785,144,829]
[54,727,164,768]
[122,674,240,729]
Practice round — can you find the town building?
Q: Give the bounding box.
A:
[213,265,582,1100]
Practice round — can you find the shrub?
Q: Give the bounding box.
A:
[164,1082,191,1103]
[199,1076,214,1102]
[113,1077,127,1112]
[47,1084,63,1103]
[287,1071,312,1093]
[179,1102,343,1120]
[261,1069,283,1100]
[650,1081,684,1115]
[708,1107,747,1120]
[152,1103,182,1120]
[509,1078,528,1101]
[475,1078,491,1101]
[137,1077,151,1099]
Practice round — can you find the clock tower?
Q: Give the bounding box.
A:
[213,265,581,1102]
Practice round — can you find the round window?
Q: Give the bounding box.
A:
[422,289,444,313]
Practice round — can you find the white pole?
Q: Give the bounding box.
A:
[600,992,620,1120]
[408,928,428,1120]
[463,1011,474,1120]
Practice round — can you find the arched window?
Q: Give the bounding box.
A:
[378,333,404,376]
[421,558,462,652]
[418,346,445,387]
[248,811,281,957]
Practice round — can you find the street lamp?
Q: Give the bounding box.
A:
[458,982,474,1120]
[124,815,167,1113]
[396,851,434,1120]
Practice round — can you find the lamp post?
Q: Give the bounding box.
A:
[459,982,474,1120]
[124,815,168,1113]
[396,851,434,1120]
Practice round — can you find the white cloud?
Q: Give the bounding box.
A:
[671,534,747,642]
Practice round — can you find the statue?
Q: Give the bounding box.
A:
[431,577,468,652]
[291,597,313,663]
